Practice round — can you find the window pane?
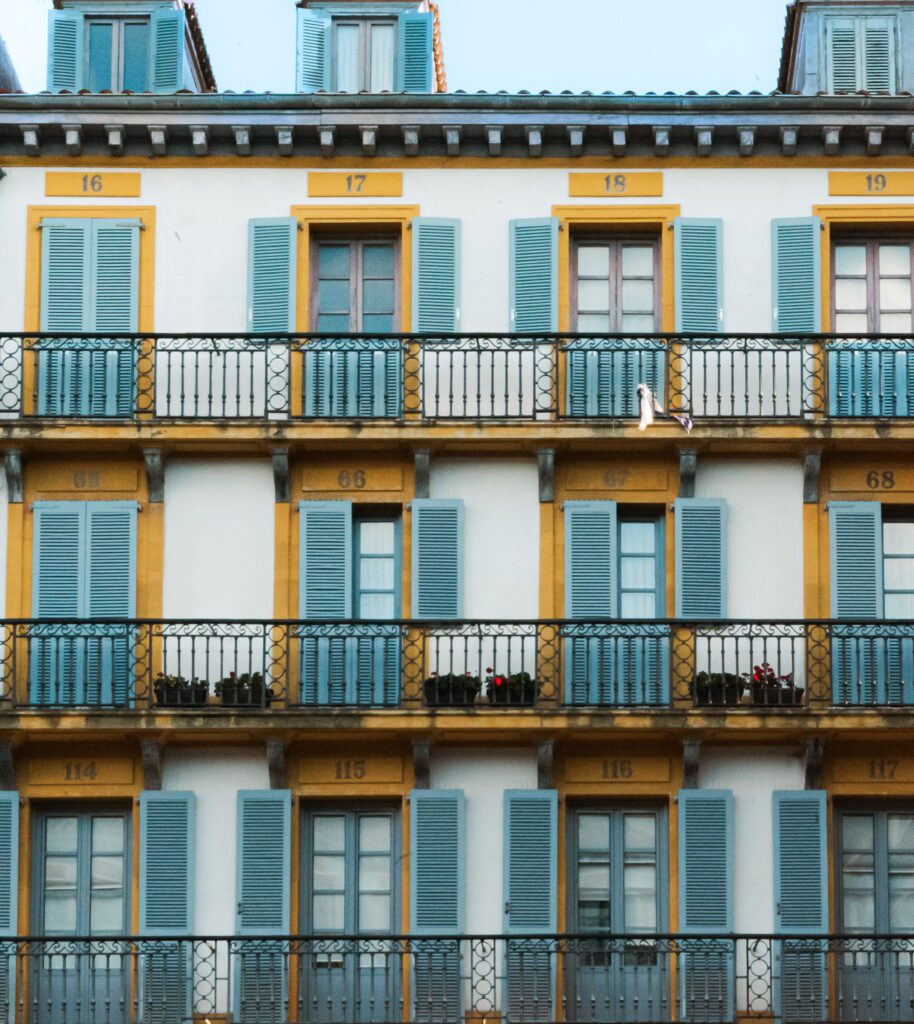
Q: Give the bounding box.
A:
[880,277,912,310]
[578,898,610,930]
[880,313,913,334]
[92,818,124,855]
[621,279,654,312]
[880,245,911,276]
[313,816,346,852]
[620,522,655,555]
[359,893,391,930]
[317,315,352,334]
[844,816,875,850]
[621,314,656,333]
[886,523,914,555]
[620,556,655,590]
[313,893,345,930]
[359,855,391,891]
[319,245,351,278]
[44,892,77,933]
[359,593,395,619]
[884,559,914,590]
[359,521,395,555]
[889,816,914,852]
[363,245,395,278]
[620,592,656,618]
[622,247,654,277]
[362,314,395,333]
[45,856,77,889]
[885,594,914,617]
[335,23,360,91]
[577,279,610,311]
[624,889,657,929]
[834,313,869,334]
[624,815,656,850]
[87,22,114,92]
[577,247,610,276]
[313,855,345,891]
[90,892,123,933]
[362,279,395,315]
[835,278,868,310]
[122,21,149,92]
[578,814,610,850]
[360,816,392,853]
[46,818,78,854]
[577,314,611,333]
[360,557,395,591]
[318,280,350,315]
[578,863,610,897]
[369,23,395,92]
[91,855,124,889]
[835,245,867,276]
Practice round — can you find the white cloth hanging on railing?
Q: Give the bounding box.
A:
[636,383,693,433]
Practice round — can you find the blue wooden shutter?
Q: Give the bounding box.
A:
[863,18,894,92]
[140,791,195,934]
[567,341,665,418]
[411,499,463,619]
[299,501,351,704]
[149,8,185,93]
[413,219,460,332]
[510,219,558,332]
[773,791,828,1024]
[236,790,291,934]
[296,9,330,92]
[397,11,433,92]
[248,218,297,334]
[679,790,734,1024]
[40,219,91,333]
[675,499,727,618]
[90,220,139,417]
[0,792,19,1022]
[827,17,859,92]
[772,218,822,333]
[674,218,723,333]
[829,502,884,705]
[48,9,84,91]
[410,789,465,933]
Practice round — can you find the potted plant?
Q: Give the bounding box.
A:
[486,669,537,707]
[745,663,804,707]
[216,671,273,708]
[693,671,744,707]
[153,673,208,708]
[423,671,481,707]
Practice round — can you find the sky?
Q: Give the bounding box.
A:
[0,0,790,95]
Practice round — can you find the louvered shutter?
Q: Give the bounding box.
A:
[829,502,884,705]
[674,218,723,333]
[772,219,821,333]
[679,790,734,1024]
[149,8,185,93]
[140,791,195,934]
[827,18,859,92]
[295,9,330,92]
[411,789,464,933]
[411,499,463,619]
[413,219,460,331]
[90,221,139,417]
[863,19,894,93]
[248,219,297,333]
[510,219,558,332]
[47,9,84,92]
[675,499,727,618]
[397,11,433,92]
[235,791,290,1024]
[299,501,351,705]
[0,792,18,1022]
[504,790,556,1023]
[773,791,828,1024]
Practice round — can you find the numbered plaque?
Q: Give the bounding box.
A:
[833,756,914,783]
[830,464,914,494]
[829,172,914,197]
[308,172,403,197]
[301,463,405,494]
[565,464,670,492]
[27,756,135,785]
[31,465,140,494]
[45,172,141,197]
[565,756,670,783]
[298,756,404,784]
[569,172,663,198]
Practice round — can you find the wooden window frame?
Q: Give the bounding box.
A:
[831,234,914,335]
[617,513,665,619]
[353,514,402,621]
[309,233,402,334]
[331,16,398,92]
[85,15,150,92]
[570,234,662,334]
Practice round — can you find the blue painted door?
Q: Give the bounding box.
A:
[299,808,399,1023]
[567,807,667,1023]
[31,807,131,1024]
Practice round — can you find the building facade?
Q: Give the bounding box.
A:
[0,0,911,1020]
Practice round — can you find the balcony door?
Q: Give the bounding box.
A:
[830,238,914,416]
[567,806,667,1023]
[299,808,399,1023]
[837,807,914,1021]
[304,236,402,417]
[31,807,131,1024]
[567,236,663,417]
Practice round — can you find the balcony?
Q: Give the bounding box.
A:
[0,332,911,424]
[1,619,912,713]
[4,932,912,1023]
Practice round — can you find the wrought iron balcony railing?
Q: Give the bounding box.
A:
[1,331,912,423]
[3,932,913,1023]
[0,618,911,712]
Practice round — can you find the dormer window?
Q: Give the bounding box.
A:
[826,15,896,93]
[86,16,151,92]
[333,16,396,92]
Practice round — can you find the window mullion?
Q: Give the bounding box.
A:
[868,240,880,334]
[610,241,621,335]
[353,242,363,333]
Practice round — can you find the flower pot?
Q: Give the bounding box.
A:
[154,680,208,708]
[693,673,744,707]
[423,676,480,707]
[219,678,272,708]
[752,685,804,707]
[488,675,537,707]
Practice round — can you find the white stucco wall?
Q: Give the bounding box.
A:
[429,459,539,619]
[699,747,806,933]
[162,460,275,618]
[0,163,890,332]
[161,747,270,935]
[695,459,804,619]
[429,747,538,933]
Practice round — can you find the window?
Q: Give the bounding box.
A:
[355,518,399,620]
[305,237,401,417]
[883,517,914,618]
[833,239,913,335]
[826,16,896,94]
[333,17,396,92]
[567,236,663,417]
[86,16,150,92]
